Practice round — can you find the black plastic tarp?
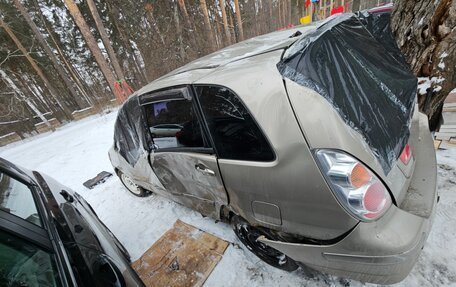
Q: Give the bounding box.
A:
[113,96,152,166]
[278,12,417,174]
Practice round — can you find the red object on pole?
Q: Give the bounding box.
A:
[305,0,311,8]
[330,5,344,15]
[113,80,134,104]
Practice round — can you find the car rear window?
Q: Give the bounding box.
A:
[196,85,275,162]
[277,13,417,174]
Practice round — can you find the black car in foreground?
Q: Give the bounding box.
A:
[0,158,144,286]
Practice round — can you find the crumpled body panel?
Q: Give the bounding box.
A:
[277,13,417,174]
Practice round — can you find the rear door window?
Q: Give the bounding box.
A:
[0,230,61,286]
[195,85,275,161]
[0,172,42,227]
[144,99,207,150]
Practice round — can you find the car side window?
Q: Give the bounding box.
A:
[0,230,61,286]
[195,85,275,161]
[0,172,42,227]
[144,99,206,150]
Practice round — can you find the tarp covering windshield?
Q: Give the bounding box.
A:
[278,12,417,174]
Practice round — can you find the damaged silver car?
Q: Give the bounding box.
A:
[109,9,437,284]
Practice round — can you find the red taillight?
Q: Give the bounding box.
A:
[399,144,412,165]
[316,150,392,221]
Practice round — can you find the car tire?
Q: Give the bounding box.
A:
[117,171,151,197]
[231,215,299,272]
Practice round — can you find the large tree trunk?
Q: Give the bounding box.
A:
[63,0,118,99]
[391,0,456,129]
[219,0,232,45]
[0,68,54,131]
[234,0,244,41]
[86,0,125,82]
[144,4,166,46]
[173,2,186,60]
[177,0,192,28]
[176,0,198,54]
[13,0,88,109]
[0,18,73,120]
[199,0,217,52]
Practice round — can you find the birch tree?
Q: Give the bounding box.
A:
[0,68,53,131]
[0,18,73,119]
[12,0,89,109]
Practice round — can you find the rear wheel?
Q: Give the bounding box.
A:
[231,215,298,272]
[118,171,150,197]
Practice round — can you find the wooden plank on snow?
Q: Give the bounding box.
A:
[435,132,456,141]
[131,220,229,287]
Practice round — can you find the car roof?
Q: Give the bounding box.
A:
[133,23,318,97]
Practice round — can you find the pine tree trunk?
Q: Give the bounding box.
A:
[144,5,166,46]
[268,1,274,31]
[86,0,125,81]
[13,0,88,110]
[287,0,292,25]
[0,68,54,131]
[173,2,186,60]
[278,0,283,27]
[391,0,456,129]
[199,0,217,51]
[234,0,244,41]
[63,0,117,98]
[177,0,192,28]
[0,18,73,120]
[219,0,232,45]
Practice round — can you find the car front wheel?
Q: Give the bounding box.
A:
[231,215,298,272]
[118,171,150,197]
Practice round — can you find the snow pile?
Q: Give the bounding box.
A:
[1,113,455,286]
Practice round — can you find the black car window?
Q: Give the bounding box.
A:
[0,172,42,227]
[144,99,206,149]
[0,230,61,286]
[196,85,275,161]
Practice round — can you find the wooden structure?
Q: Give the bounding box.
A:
[131,220,229,287]
[34,118,60,134]
[0,132,21,147]
[435,102,456,149]
[71,107,96,121]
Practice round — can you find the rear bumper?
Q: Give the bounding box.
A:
[259,112,438,284]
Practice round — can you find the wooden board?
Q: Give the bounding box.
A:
[434,140,442,150]
[132,220,229,287]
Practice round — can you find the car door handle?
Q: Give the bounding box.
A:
[195,164,215,176]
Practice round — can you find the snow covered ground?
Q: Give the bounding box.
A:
[1,112,455,287]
